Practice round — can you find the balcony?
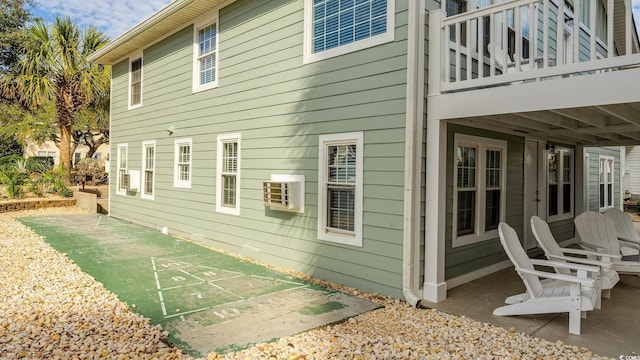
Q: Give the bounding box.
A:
[430,0,640,94]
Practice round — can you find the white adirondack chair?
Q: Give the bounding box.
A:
[603,207,640,256]
[530,216,619,307]
[494,222,598,335]
[574,211,640,275]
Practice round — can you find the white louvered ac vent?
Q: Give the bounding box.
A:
[262,174,305,213]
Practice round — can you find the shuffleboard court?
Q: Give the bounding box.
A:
[19,214,381,357]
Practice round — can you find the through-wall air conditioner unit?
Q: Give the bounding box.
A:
[262,175,305,213]
[127,170,140,190]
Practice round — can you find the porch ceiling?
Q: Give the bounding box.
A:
[448,101,640,146]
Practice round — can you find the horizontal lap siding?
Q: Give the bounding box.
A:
[444,125,524,280]
[109,0,409,298]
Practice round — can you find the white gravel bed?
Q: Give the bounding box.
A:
[0,207,609,359]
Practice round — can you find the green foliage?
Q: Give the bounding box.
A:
[0,157,71,199]
[75,157,106,185]
[0,0,33,76]
[0,160,28,198]
[26,156,54,172]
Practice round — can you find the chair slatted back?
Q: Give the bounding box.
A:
[574,211,620,255]
[498,222,544,298]
[530,216,571,275]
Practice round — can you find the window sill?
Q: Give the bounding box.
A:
[547,213,574,222]
[192,81,217,94]
[452,229,499,248]
[318,229,362,247]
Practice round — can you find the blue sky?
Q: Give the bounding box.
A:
[30,0,173,40]
[30,0,640,41]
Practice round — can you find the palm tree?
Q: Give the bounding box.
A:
[10,17,110,183]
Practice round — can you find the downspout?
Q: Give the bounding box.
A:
[403,0,427,307]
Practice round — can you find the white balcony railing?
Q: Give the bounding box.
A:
[432,0,640,93]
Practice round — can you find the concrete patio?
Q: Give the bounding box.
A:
[423,266,640,359]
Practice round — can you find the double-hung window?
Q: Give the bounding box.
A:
[193,9,218,92]
[129,53,142,108]
[547,148,573,220]
[142,141,155,200]
[117,144,128,195]
[453,134,507,247]
[304,0,394,63]
[216,134,240,215]
[599,155,614,210]
[317,132,363,247]
[174,139,192,188]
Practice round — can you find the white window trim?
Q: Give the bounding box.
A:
[452,134,507,248]
[216,133,241,215]
[173,138,192,189]
[599,155,614,211]
[116,143,128,196]
[303,0,395,64]
[547,147,574,222]
[128,51,143,110]
[317,132,364,247]
[141,140,156,200]
[192,8,219,93]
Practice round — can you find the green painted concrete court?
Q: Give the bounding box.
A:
[19,214,380,357]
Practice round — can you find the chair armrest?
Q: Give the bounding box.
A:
[618,235,640,245]
[530,258,599,273]
[560,247,622,260]
[618,239,640,250]
[519,268,595,287]
[578,239,607,252]
[546,253,614,269]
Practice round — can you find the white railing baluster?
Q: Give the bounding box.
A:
[625,0,632,55]
[573,0,580,62]
[467,18,472,81]
[502,9,508,73]
[607,0,614,57]
[515,6,522,70]
[590,0,597,60]
[543,0,549,67]
[557,0,564,65]
[490,13,496,76]
[478,15,484,79]
[456,23,461,82]
[529,3,535,71]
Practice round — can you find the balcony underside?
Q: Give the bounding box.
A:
[427,65,640,146]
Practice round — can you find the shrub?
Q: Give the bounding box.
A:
[0,162,28,199]
[75,158,107,185]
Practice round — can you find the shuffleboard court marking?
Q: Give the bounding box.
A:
[151,256,308,320]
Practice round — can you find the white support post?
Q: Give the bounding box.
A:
[573,0,580,62]
[429,10,444,96]
[423,115,447,303]
[557,0,564,65]
[543,0,549,67]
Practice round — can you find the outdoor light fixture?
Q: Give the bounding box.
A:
[167,125,175,135]
[546,143,557,154]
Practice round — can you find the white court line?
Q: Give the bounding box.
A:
[177,268,205,282]
[250,275,307,286]
[162,282,205,291]
[158,291,167,316]
[164,307,210,319]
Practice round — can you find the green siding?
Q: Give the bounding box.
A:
[109,0,409,298]
[444,125,524,280]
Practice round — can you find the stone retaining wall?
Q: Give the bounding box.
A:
[0,198,76,213]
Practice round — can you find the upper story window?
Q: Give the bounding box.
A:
[547,147,573,221]
[452,134,507,247]
[193,9,218,92]
[304,0,394,63]
[317,132,363,247]
[174,138,192,188]
[599,155,614,210]
[216,134,241,216]
[129,53,142,109]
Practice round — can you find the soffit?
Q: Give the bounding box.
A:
[89,0,228,65]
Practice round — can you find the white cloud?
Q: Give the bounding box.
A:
[32,0,173,39]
